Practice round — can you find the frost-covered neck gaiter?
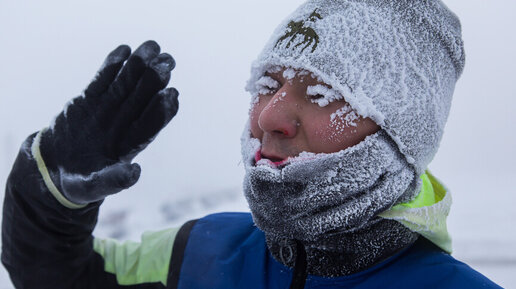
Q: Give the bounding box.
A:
[243,128,418,241]
[242,128,420,275]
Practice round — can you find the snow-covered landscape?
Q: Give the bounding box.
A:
[1,0,515,288]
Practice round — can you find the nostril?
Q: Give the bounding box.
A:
[273,129,290,136]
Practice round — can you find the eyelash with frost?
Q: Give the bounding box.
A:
[306,85,344,107]
[255,76,280,95]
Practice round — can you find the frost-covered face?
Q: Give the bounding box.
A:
[250,67,379,164]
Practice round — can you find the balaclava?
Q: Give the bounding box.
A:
[242,0,465,276]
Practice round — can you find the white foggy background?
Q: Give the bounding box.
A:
[0,0,514,287]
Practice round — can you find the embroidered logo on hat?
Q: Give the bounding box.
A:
[275,9,322,53]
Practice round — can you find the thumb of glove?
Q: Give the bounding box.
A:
[59,162,141,205]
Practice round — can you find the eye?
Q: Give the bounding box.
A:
[306,85,343,107]
[306,94,324,100]
[255,75,280,95]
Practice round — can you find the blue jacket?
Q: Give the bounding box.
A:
[173,212,500,289]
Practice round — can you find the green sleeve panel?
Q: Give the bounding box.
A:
[93,227,180,286]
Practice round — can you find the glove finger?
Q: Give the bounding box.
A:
[48,95,93,150]
[105,54,175,156]
[118,53,175,118]
[60,162,141,204]
[104,41,161,109]
[118,87,179,158]
[84,45,131,100]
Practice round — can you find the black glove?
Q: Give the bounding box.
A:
[38,40,178,206]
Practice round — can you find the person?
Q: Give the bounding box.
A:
[1,1,502,288]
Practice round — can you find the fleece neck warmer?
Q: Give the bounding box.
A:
[243,126,418,229]
[242,128,420,275]
[242,127,452,275]
[246,0,465,177]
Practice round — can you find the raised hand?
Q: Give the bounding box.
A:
[38,41,178,206]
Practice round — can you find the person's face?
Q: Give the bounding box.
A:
[250,67,380,165]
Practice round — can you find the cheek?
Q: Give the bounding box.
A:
[320,116,380,152]
[311,119,350,150]
[309,107,371,153]
[312,123,358,152]
[326,109,361,142]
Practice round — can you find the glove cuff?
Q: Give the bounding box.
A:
[32,128,87,209]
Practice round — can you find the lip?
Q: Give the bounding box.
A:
[255,149,290,167]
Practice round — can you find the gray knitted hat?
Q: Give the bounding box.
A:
[246,0,465,176]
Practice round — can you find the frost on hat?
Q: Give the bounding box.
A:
[246,0,465,176]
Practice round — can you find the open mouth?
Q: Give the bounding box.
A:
[254,150,289,167]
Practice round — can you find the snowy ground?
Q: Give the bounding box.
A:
[1,0,515,288]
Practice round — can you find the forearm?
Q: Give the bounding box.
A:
[1,133,138,289]
[2,133,103,288]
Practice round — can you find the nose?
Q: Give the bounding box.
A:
[257,90,299,138]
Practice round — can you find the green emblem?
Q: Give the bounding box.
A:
[275,9,323,53]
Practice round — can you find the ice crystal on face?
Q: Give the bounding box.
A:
[267,65,282,74]
[298,70,310,76]
[330,104,359,128]
[273,91,287,105]
[283,68,297,80]
[307,85,344,107]
[298,70,310,82]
